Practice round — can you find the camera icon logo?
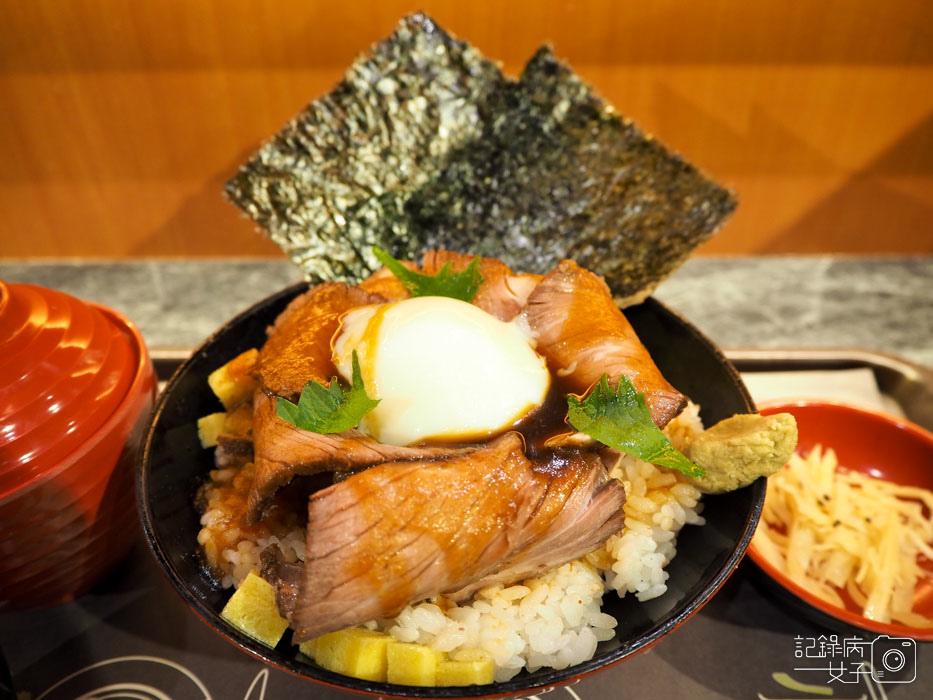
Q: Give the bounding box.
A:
[870,635,917,683]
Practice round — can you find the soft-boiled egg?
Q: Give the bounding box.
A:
[332,296,550,446]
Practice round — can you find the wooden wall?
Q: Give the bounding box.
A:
[1,0,931,258]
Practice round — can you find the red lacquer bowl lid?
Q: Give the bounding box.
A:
[0,280,136,499]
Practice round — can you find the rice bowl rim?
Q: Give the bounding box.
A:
[137,280,763,698]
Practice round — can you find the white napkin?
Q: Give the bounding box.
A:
[740,368,904,417]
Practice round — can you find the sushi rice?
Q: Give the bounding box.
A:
[197,403,706,680]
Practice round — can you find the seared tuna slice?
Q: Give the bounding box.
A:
[358,264,413,302]
[447,450,625,600]
[246,391,473,523]
[288,433,625,641]
[521,260,686,426]
[421,250,541,322]
[258,282,383,399]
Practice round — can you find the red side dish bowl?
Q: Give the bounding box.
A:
[0,280,157,608]
[749,401,933,641]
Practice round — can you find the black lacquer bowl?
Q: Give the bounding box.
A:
[137,283,763,698]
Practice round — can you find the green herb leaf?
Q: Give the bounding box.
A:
[276,351,380,433]
[372,246,483,302]
[567,374,706,478]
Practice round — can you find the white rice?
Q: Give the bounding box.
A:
[196,462,306,589]
[374,561,614,682]
[197,402,706,678]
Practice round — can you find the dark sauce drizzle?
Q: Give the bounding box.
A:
[511,379,576,460]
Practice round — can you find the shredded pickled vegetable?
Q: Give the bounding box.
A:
[753,445,933,627]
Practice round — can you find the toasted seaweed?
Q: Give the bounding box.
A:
[414,48,737,303]
[225,14,505,281]
[227,14,736,303]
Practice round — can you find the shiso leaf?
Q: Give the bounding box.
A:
[227,14,736,304]
[567,374,706,478]
[276,351,379,434]
[372,246,482,301]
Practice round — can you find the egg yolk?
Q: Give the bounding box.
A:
[332,296,550,446]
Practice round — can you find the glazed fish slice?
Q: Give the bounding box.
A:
[521,259,686,427]
[225,14,504,282]
[289,433,535,640]
[361,250,541,320]
[446,450,626,601]
[287,432,625,641]
[246,392,475,523]
[257,282,383,399]
[420,250,540,321]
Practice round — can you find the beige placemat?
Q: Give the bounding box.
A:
[741,367,905,416]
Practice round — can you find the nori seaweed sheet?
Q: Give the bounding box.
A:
[225,14,505,281]
[226,13,736,302]
[414,47,737,302]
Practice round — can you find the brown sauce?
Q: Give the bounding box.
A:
[368,374,579,469]
[510,376,577,458]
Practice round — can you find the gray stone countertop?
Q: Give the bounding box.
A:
[3,254,933,699]
[1,256,931,368]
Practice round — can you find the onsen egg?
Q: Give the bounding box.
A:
[332,296,550,446]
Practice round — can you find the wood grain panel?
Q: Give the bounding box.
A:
[1,0,931,259]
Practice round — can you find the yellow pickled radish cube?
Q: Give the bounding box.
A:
[207,348,260,409]
[220,570,288,648]
[197,412,227,448]
[312,628,392,682]
[314,629,359,668]
[339,632,392,681]
[298,637,318,660]
[386,642,444,686]
[436,658,496,687]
